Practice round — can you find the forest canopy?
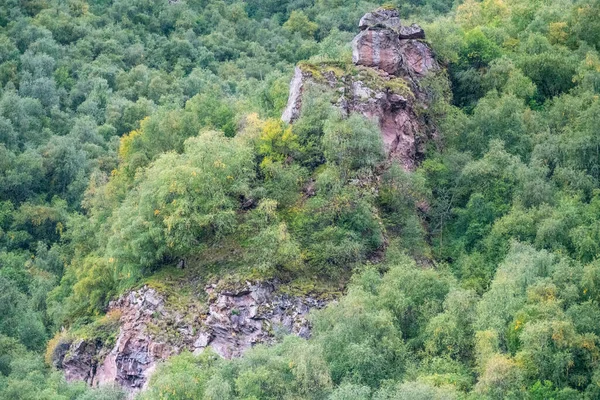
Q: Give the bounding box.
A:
[2,0,600,399]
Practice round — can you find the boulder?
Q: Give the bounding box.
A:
[358,7,402,31]
[399,23,425,40]
[399,39,437,77]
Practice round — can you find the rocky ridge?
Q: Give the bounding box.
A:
[282,7,439,170]
[53,281,328,393]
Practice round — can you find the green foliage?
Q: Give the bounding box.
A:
[243,199,303,275]
[313,274,408,387]
[322,112,385,176]
[139,351,222,400]
[284,10,319,39]
[108,131,255,272]
[291,169,385,275]
[4,0,600,398]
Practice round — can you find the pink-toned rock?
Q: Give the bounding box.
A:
[400,39,438,77]
[352,29,403,75]
[344,79,422,170]
[62,340,96,384]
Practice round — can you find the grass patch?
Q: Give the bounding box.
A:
[298,61,351,83]
[277,275,345,300]
[354,67,413,97]
[70,310,122,347]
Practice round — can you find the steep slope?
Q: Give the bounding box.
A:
[52,8,442,395]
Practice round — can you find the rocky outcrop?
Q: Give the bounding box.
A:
[61,340,97,383]
[352,28,404,75]
[55,281,329,394]
[282,7,440,170]
[90,288,175,390]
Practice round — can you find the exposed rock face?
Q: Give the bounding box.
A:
[281,66,306,124]
[91,289,174,390]
[352,9,435,77]
[352,28,404,75]
[204,282,326,358]
[400,39,437,77]
[282,7,440,170]
[61,340,97,383]
[56,282,328,394]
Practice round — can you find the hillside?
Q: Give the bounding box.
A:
[1,0,600,399]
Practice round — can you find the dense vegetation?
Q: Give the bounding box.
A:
[2,0,600,398]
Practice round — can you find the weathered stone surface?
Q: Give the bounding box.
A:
[50,340,71,369]
[58,282,329,394]
[344,78,422,170]
[62,339,96,384]
[358,8,401,31]
[204,281,327,358]
[400,39,437,77]
[281,66,307,124]
[352,28,403,75]
[57,288,172,393]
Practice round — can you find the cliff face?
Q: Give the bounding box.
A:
[282,8,439,170]
[53,282,328,394]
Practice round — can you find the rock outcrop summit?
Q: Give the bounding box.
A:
[282,7,440,170]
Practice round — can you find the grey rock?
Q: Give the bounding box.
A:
[62,339,96,384]
[399,24,425,39]
[281,67,306,124]
[59,282,329,393]
[193,332,212,348]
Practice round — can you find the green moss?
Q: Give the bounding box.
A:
[354,67,413,97]
[70,310,122,349]
[298,61,352,83]
[143,266,186,293]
